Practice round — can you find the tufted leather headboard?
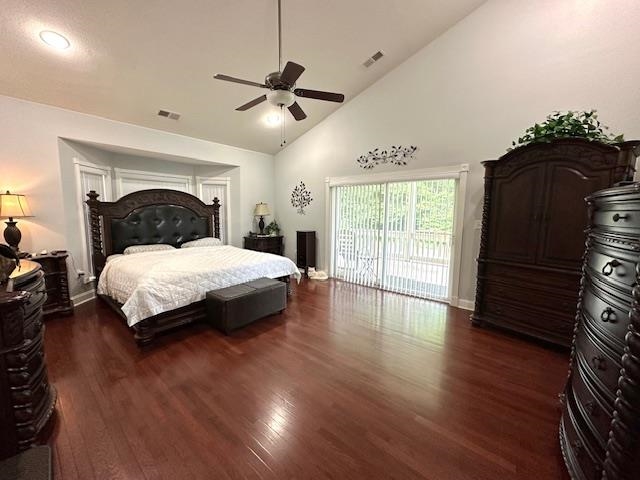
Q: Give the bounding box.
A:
[110,205,211,253]
[86,189,221,279]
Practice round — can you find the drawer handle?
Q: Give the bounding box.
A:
[600,307,616,323]
[602,259,621,276]
[591,355,607,371]
[613,213,629,222]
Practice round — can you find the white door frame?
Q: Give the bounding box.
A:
[325,164,469,306]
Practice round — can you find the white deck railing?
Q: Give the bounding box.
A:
[335,229,452,300]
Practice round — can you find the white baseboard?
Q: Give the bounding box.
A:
[71,289,96,307]
[456,298,475,311]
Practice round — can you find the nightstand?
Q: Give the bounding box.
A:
[243,235,284,256]
[31,253,73,317]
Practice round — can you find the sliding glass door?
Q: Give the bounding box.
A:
[332,178,456,302]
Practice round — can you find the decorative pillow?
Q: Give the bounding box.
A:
[123,244,175,255]
[180,237,223,248]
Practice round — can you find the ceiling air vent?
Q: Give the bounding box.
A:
[158,109,181,120]
[363,50,385,68]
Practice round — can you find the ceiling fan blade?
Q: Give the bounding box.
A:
[214,74,268,89]
[280,61,305,86]
[294,88,345,103]
[288,102,307,121]
[236,95,267,111]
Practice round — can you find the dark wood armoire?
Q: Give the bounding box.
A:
[472,138,640,347]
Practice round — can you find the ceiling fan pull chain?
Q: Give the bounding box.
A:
[280,105,287,147]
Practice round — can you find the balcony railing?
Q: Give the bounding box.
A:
[335,229,452,300]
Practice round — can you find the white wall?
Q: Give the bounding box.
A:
[0,95,274,297]
[273,0,640,305]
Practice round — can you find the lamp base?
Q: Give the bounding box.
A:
[258,216,265,235]
[3,219,22,253]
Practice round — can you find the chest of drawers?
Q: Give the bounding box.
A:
[31,253,73,317]
[0,260,57,460]
[560,183,640,480]
[243,235,284,256]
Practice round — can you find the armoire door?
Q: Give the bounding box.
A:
[487,164,545,263]
[536,162,614,270]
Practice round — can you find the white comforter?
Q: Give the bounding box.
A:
[97,245,301,326]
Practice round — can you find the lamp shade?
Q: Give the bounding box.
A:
[253,202,271,217]
[0,191,33,219]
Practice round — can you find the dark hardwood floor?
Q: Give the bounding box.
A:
[43,279,571,479]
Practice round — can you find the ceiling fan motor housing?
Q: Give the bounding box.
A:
[265,71,288,89]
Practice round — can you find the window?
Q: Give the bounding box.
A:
[196,176,230,244]
[114,168,193,198]
[74,159,112,278]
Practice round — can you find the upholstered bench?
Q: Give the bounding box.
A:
[205,277,287,334]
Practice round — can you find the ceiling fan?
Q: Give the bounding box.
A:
[213,0,345,123]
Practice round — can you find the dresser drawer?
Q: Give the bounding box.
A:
[581,277,630,354]
[571,364,613,449]
[561,393,604,480]
[575,320,621,400]
[9,360,48,407]
[481,297,574,344]
[585,241,637,293]
[484,261,580,292]
[592,203,640,235]
[484,279,576,315]
[5,332,45,377]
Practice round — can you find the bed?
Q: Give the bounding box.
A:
[86,189,300,345]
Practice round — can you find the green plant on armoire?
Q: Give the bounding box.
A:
[509,110,624,151]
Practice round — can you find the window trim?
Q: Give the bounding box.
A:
[114,167,194,198]
[73,158,113,280]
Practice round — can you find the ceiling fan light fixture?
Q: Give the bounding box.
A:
[39,30,70,50]
[267,89,295,108]
[265,112,282,127]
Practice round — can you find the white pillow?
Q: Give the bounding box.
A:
[180,237,223,248]
[123,244,175,255]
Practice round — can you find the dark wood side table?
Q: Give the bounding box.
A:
[0,260,57,461]
[31,253,73,317]
[243,235,284,256]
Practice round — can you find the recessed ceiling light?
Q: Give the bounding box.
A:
[39,30,70,50]
[265,112,282,127]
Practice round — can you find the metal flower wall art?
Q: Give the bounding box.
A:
[291,181,313,215]
[356,145,418,169]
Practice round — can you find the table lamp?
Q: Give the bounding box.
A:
[0,191,33,256]
[253,202,271,235]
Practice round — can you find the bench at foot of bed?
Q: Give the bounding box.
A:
[205,277,287,335]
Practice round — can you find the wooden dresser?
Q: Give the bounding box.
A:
[472,139,640,347]
[0,260,57,460]
[31,253,73,317]
[561,183,640,480]
[244,235,284,256]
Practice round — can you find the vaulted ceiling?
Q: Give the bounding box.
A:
[1,0,485,154]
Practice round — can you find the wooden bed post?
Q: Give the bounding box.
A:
[213,197,221,240]
[86,190,106,279]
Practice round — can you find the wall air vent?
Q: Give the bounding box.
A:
[363,50,385,68]
[158,109,181,120]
